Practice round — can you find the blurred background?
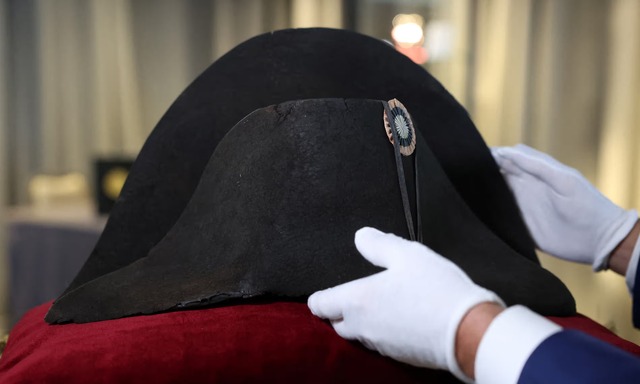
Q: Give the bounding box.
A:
[1,0,640,342]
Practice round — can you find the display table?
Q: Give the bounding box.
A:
[7,204,106,325]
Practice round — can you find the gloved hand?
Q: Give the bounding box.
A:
[492,144,638,270]
[307,227,503,383]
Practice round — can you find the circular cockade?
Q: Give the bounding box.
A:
[383,98,417,156]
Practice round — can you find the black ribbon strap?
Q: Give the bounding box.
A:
[414,151,422,243]
[383,101,416,242]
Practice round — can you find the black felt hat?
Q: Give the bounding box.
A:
[47,98,574,323]
[46,28,575,323]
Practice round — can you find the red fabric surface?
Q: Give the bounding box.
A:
[0,302,639,384]
[0,301,456,384]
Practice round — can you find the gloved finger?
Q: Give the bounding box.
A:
[514,144,580,177]
[354,226,409,268]
[507,148,584,195]
[493,144,549,160]
[490,146,504,163]
[490,146,506,162]
[307,277,369,320]
[513,143,550,158]
[491,147,526,177]
[308,289,345,320]
[330,319,358,340]
[499,145,567,173]
[492,146,570,187]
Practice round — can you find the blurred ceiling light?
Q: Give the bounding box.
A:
[391,13,427,64]
[391,14,425,48]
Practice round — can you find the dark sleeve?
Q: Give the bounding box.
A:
[634,260,640,328]
[518,330,640,384]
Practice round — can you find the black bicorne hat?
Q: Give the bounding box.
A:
[47,98,575,323]
[46,29,576,323]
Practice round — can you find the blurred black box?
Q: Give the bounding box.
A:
[95,158,134,215]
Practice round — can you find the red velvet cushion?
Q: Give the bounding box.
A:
[1,302,639,384]
[0,301,456,383]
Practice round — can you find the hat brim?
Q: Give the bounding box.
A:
[54,28,538,314]
[46,99,574,323]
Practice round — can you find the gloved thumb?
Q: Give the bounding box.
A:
[354,227,410,269]
[308,277,369,320]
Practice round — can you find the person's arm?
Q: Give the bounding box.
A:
[617,222,640,326]
[607,221,640,276]
[455,303,562,383]
[466,304,640,384]
[454,302,504,378]
[518,329,640,383]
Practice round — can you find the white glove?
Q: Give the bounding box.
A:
[307,227,503,383]
[492,144,638,270]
